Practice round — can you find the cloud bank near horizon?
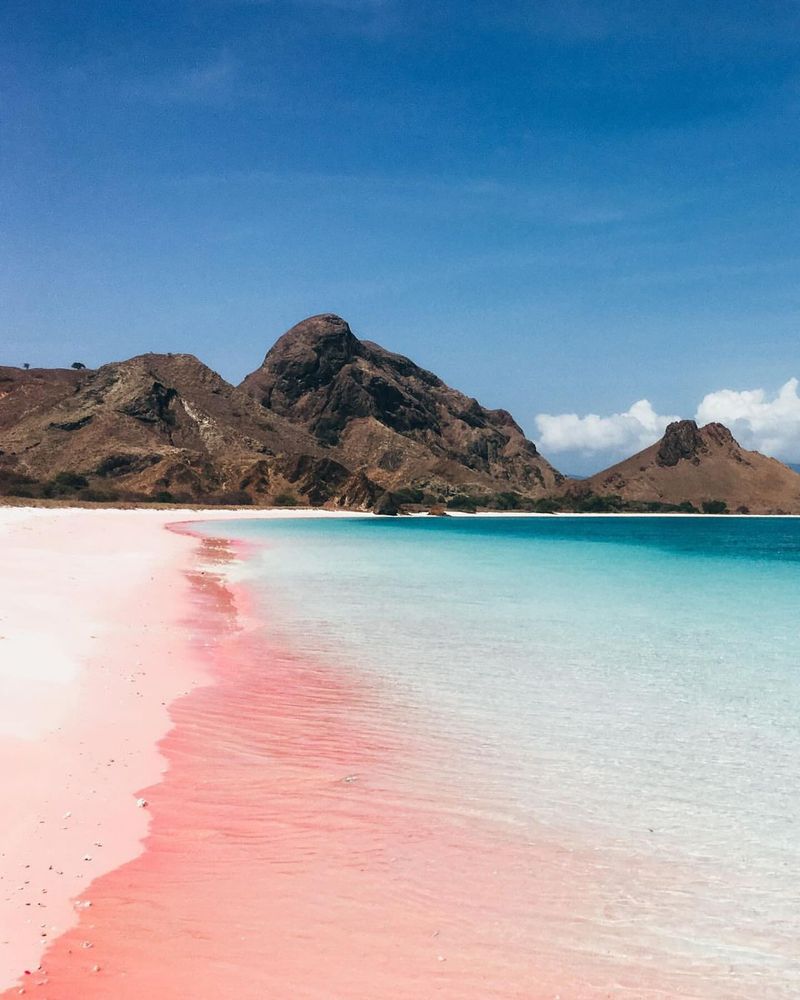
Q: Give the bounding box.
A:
[534,379,800,464]
[696,378,800,459]
[534,400,679,457]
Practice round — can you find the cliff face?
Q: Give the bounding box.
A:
[579,419,800,514]
[240,314,563,501]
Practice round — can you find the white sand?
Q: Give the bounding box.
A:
[0,504,366,988]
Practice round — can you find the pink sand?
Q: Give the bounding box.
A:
[1,507,671,998]
[0,507,291,989]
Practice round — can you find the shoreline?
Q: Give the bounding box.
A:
[0,510,589,998]
[0,505,591,998]
[2,498,798,520]
[2,505,796,996]
[0,505,362,990]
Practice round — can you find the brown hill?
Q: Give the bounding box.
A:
[577,420,800,514]
[0,355,367,506]
[0,366,88,431]
[6,319,795,515]
[240,314,563,504]
[0,317,562,511]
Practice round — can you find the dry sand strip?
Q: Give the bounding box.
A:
[0,505,362,989]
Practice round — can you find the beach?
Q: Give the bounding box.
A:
[0,506,576,999]
[2,507,799,998]
[0,506,362,995]
[0,506,583,999]
[0,506,590,999]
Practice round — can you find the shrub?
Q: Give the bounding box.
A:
[53,471,89,489]
[446,494,478,513]
[493,491,523,510]
[702,499,728,514]
[43,470,89,497]
[81,488,120,503]
[575,493,624,513]
[392,486,425,505]
[212,491,254,506]
[0,470,36,496]
[96,454,138,477]
[273,491,299,507]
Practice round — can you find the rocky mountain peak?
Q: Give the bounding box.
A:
[242,314,362,412]
[240,314,562,499]
[702,422,736,448]
[278,313,359,358]
[656,419,705,467]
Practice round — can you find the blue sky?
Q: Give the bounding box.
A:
[3,0,800,472]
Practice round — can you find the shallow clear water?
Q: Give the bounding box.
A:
[199,515,800,996]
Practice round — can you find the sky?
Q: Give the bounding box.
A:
[2,0,800,473]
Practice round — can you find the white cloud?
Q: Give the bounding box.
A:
[534,399,679,455]
[533,379,800,466]
[695,379,800,459]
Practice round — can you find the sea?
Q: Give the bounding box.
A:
[194,513,800,998]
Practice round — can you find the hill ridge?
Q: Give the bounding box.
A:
[0,316,562,511]
[575,418,800,514]
[3,317,799,514]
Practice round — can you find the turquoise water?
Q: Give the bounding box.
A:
[197,514,800,996]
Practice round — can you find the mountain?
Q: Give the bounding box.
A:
[0,316,563,511]
[574,420,800,514]
[4,319,797,514]
[240,314,563,505]
[0,354,364,506]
